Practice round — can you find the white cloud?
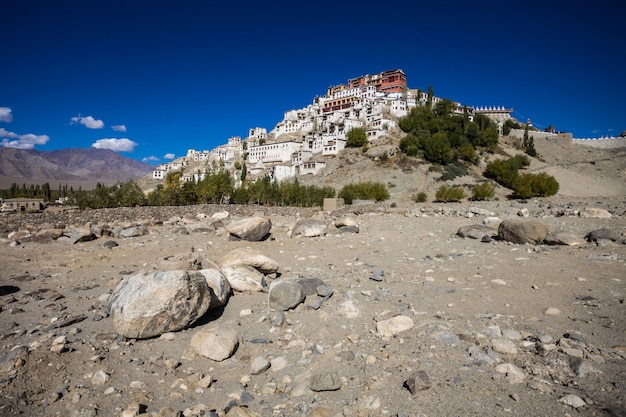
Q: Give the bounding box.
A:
[1,128,50,149]
[163,153,175,160]
[91,138,137,152]
[143,156,160,162]
[70,115,104,129]
[0,107,13,123]
[112,124,127,132]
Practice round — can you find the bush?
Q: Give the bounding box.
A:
[472,182,495,201]
[346,127,368,148]
[484,155,530,189]
[435,185,466,202]
[512,173,559,198]
[399,134,420,156]
[413,191,428,203]
[440,162,468,181]
[338,182,390,204]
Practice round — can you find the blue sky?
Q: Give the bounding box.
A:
[2,0,624,165]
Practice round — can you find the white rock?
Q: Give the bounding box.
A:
[495,363,526,384]
[559,394,586,408]
[376,315,414,337]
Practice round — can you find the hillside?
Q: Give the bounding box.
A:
[293,130,626,206]
[0,147,154,190]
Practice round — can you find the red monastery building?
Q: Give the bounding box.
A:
[348,69,407,93]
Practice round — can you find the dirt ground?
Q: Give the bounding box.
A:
[1,139,625,417]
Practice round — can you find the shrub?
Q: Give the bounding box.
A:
[413,191,428,203]
[346,127,368,147]
[441,162,468,181]
[435,185,466,202]
[338,182,390,204]
[472,182,495,201]
[399,134,420,156]
[512,173,559,198]
[484,155,530,189]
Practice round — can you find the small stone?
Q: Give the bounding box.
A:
[405,370,431,394]
[190,327,239,361]
[250,356,271,375]
[376,315,414,337]
[91,370,110,386]
[268,280,305,311]
[495,363,526,384]
[544,307,561,315]
[559,394,586,408]
[309,371,341,391]
[491,338,518,355]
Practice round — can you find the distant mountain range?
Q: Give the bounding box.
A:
[0,147,154,190]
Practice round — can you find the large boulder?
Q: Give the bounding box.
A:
[544,232,584,246]
[220,247,279,274]
[291,219,327,238]
[109,270,214,339]
[198,268,232,307]
[226,217,271,241]
[580,207,612,219]
[497,220,549,244]
[585,228,625,243]
[221,265,266,292]
[457,224,497,240]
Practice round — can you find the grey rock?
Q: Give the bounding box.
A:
[291,219,327,238]
[119,226,149,238]
[544,232,584,246]
[226,216,272,241]
[405,370,431,394]
[102,240,118,249]
[297,277,325,296]
[309,370,341,391]
[198,268,232,308]
[250,356,271,375]
[337,225,359,234]
[108,270,212,339]
[70,224,96,244]
[569,357,603,377]
[316,285,334,298]
[585,228,624,243]
[497,219,549,244]
[559,394,586,408]
[457,224,496,240]
[268,280,305,311]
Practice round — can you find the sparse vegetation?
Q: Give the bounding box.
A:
[435,185,466,202]
[338,181,390,204]
[413,191,428,203]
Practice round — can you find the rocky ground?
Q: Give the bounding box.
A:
[0,195,625,417]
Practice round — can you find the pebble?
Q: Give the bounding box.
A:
[543,307,561,315]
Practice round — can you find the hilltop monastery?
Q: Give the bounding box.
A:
[152,69,513,183]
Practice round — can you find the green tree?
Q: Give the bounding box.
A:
[421,132,452,165]
[346,127,368,148]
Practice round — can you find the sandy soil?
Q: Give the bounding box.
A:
[1,139,625,417]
